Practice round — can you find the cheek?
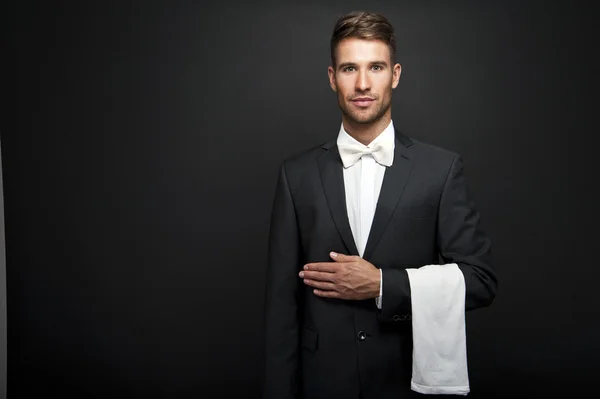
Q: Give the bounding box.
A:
[335,85,347,98]
[335,77,353,96]
[376,76,392,89]
[377,81,393,97]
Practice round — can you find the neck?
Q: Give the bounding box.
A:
[342,113,392,146]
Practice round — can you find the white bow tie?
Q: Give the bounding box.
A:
[337,141,394,168]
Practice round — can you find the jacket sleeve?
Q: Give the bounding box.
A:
[262,162,302,399]
[378,155,497,323]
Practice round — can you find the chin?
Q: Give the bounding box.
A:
[349,113,379,125]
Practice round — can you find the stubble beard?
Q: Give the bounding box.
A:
[339,93,392,125]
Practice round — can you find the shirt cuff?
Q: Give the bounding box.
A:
[375,269,383,309]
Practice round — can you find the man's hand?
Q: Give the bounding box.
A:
[299,252,380,300]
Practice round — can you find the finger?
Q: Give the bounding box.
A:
[303,279,336,291]
[312,289,341,298]
[329,252,358,262]
[299,270,335,282]
[304,262,339,273]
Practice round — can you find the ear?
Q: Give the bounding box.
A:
[328,66,337,92]
[392,63,402,89]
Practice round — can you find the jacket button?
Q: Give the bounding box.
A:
[357,331,367,341]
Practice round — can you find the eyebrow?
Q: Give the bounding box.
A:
[337,60,389,70]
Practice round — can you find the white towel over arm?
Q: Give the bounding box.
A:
[406,264,469,395]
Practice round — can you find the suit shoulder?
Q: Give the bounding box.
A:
[409,137,459,162]
[280,141,332,170]
[403,136,462,181]
[273,141,332,190]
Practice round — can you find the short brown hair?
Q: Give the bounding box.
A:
[330,11,396,67]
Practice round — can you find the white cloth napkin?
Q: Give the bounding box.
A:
[405,264,469,395]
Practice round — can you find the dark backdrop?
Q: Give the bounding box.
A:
[2,1,597,398]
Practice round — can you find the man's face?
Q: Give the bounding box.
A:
[328,38,401,126]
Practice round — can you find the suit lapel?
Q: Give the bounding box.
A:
[318,142,359,256]
[363,131,416,260]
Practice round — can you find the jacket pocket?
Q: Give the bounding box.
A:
[301,325,318,353]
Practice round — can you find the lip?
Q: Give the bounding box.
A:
[351,98,374,107]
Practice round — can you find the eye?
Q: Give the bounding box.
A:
[372,65,383,71]
[343,66,356,72]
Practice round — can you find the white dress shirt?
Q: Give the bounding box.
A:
[336,120,395,309]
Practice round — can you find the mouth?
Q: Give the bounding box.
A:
[351,97,375,107]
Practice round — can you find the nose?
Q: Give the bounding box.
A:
[355,69,370,92]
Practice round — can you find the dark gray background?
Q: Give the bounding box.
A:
[2,1,597,398]
[1,138,6,398]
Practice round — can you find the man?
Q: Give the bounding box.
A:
[263,11,497,399]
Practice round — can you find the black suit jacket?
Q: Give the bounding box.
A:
[263,130,497,399]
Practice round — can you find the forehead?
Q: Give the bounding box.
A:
[335,38,391,64]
